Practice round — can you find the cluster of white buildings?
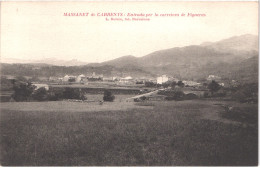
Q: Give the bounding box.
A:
[156,75,169,84]
[61,74,86,83]
[55,73,206,87]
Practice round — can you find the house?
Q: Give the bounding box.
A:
[103,77,114,82]
[207,75,221,82]
[119,76,134,84]
[157,75,169,84]
[87,72,103,81]
[219,83,225,87]
[76,74,86,83]
[183,80,201,87]
[63,75,76,83]
[49,76,59,82]
[168,77,179,82]
[32,83,49,90]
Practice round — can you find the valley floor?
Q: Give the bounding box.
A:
[0,99,258,166]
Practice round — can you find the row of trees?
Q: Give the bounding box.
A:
[144,80,185,88]
[12,82,87,102]
[11,80,115,102]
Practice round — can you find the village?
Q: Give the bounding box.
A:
[0,70,241,104]
[30,72,226,88]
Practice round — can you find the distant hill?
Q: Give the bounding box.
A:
[1,57,88,66]
[196,55,258,83]
[94,34,258,80]
[100,55,139,68]
[201,34,258,54]
[96,34,258,68]
[1,34,258,82]
[201,34,258,58]
[33,58,88,66]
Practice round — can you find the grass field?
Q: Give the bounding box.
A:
[0,99,258,166]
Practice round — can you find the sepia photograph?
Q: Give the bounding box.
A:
[0,1,258,166]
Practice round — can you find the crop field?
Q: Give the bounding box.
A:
[0,99,258,166]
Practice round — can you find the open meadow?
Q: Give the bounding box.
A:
[0,99,258,166]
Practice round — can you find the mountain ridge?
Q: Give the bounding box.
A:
[1,34,258,82]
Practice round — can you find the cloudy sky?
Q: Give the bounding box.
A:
[1,1,258,63]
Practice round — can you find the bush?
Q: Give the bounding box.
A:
[158,90,185,101]
[0,77,13,91]
[144,81,156,87]
[103,90,115,102]
[213,90,227,97]
[63,88,83,100]
[184,93,198,100]
[48,88,64,101]
[134,98,140,102]
[162,82,170,88]
[208,80,221,95]
[32,87,48,101]
[140,96,147,101]
[12,82,35,102]
[203,91,210,98]
[177,81,185,88]
[231,83,258,103]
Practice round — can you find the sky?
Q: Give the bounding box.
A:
[1,1,258,63]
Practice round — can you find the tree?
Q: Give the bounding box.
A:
[231,83,258,103]
[32,87,48,101]
[68,78,75,83]
[140,96,147,101]
[103,90,115,102]
[170,81,177,89]
[15,76,28,82]
[63,87,82,99]
[158,90,185,100]
[0,77,13,91]
[48,88,64,101]
[12,82,36,101]
[177,81,185,88]
[162,82,170,88]
[208,80,221,95]
[144,81,156,87]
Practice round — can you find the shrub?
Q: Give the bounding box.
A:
[177,81,185,87]
[103,90,115,102]
[63,88,82,100]
[32,87,48,101]
[140,96,147,101]
[134,98,141,102]
[231,83,258,103]
[213,90,227,97]
[0,77,13,91]
[145,81,156,87]
[184,93,198,100]
[208,80,221,95]
[162,82,170,88]
[12,82,35,102]
[203,91,210,98]
[48,88,64,101]
[158,90,185,100]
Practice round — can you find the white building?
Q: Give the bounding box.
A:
[157,75,169,84]
[207,75,221,81]
[183,80,201,87]
[76,74,86,83]
[32,83,49,90]
[119,76,134,84]
[63,75,76,82]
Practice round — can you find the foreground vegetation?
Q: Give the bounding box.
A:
[0,100,257,166]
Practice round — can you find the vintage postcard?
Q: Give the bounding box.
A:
[0,1,258,166]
